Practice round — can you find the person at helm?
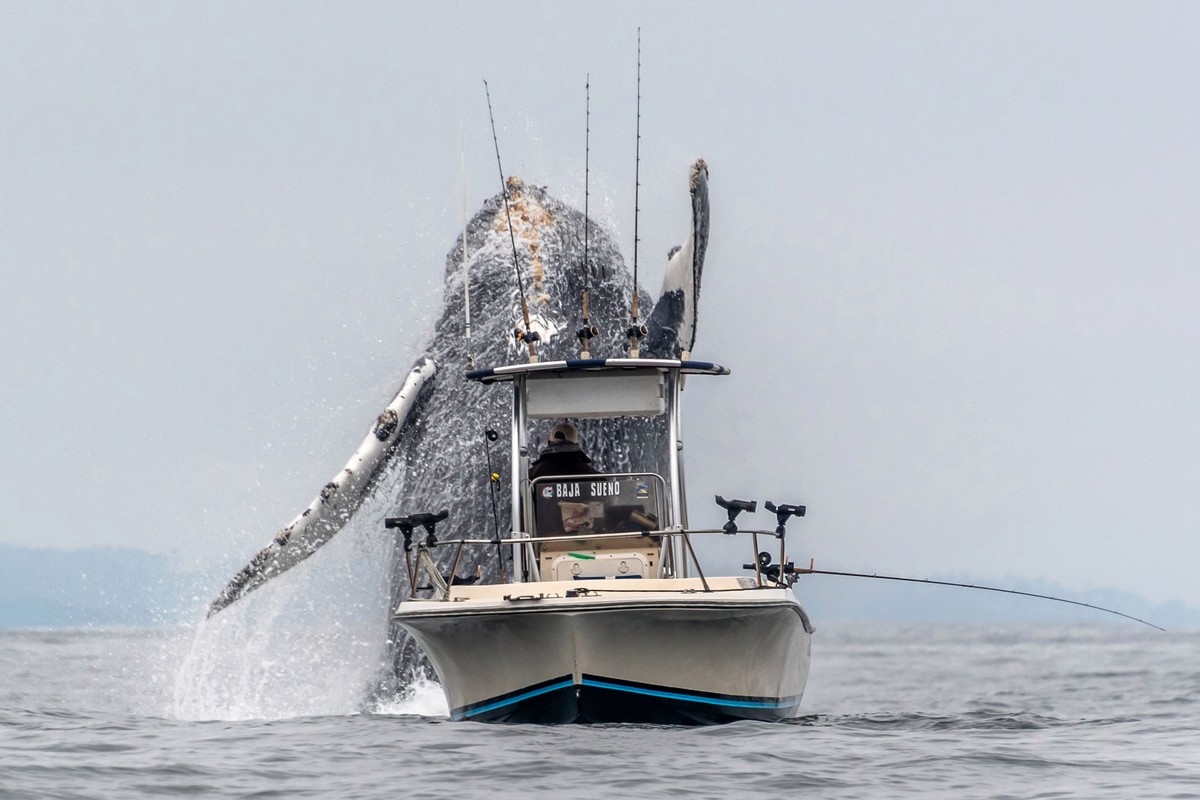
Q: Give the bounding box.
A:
[529,422,599,479]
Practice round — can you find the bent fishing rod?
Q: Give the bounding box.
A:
[716,500,1164,631]
[788,565,1166,631]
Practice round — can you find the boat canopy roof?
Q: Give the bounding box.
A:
[466,358,729,420]
[466,358,729,384]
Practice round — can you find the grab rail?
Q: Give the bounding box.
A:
[398,526,796,599]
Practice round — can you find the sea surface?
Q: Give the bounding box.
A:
[1,623,1197,799]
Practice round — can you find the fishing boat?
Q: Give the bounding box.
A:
[390,357,814,724]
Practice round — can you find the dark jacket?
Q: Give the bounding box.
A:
[529,442,599,480]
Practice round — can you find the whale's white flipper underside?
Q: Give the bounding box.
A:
[208,356,437,617]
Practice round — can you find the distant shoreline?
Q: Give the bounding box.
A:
[2,542,1194,631]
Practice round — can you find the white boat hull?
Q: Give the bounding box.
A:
[394,578,813,724]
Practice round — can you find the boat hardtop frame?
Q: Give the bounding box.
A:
[389,357,806,595]
[388,356,813,724]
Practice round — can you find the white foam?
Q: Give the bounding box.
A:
[372,675,450,718]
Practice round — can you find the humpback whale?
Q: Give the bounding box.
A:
[205,159,711,688]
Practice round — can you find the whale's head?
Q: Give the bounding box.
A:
[435,178,645,368]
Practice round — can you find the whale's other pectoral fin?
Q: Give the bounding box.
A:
[645,158,709,359]
[207,356,438,618]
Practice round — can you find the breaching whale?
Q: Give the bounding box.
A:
[207,159,711,683]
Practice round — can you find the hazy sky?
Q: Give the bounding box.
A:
[3,3,1198,607]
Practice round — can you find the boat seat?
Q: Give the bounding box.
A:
[542,549,657,580]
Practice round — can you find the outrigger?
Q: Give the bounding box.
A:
[389,357,814,724]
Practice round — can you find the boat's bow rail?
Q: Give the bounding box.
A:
[386,523,810,602]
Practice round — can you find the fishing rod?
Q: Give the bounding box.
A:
[792,566,1166,631]
[483,79,540,363]
[577,75,598,359]
[626,28,647,357]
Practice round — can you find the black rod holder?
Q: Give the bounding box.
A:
[715,495,756,534]
[764,500,805,537]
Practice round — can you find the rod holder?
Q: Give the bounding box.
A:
[715,495,756,534]
[764,500,806,537]
[384,516,415,551]
[403,510,449,547]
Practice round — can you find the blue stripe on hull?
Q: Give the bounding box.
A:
[579,678,798,710]
[453,681,576,724]
[453,675,801,725]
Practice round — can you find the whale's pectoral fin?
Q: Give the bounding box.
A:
[207,356,438,618]
[645,158,710,358]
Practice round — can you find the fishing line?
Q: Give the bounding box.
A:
[459,90,474,370]
[483,79,539,362]
[799,568,1166,631]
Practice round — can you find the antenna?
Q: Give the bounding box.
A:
[459,99,474,370]
[483,80,540,363]
[627,29,647,357]
[585,74,590,279]
[577,75,598,359]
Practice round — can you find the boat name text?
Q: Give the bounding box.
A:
[553,481,622,498]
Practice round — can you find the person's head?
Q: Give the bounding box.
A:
[548,422,579,445]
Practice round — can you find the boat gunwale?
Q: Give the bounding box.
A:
[394,601,808,621]
[393,590,812,631]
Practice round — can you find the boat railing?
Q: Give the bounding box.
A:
[401,526,801,600]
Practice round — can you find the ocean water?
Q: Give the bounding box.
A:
[1,623,1197,799]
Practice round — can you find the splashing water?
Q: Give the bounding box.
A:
[172,510,399,721]
[372,674,450,718]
